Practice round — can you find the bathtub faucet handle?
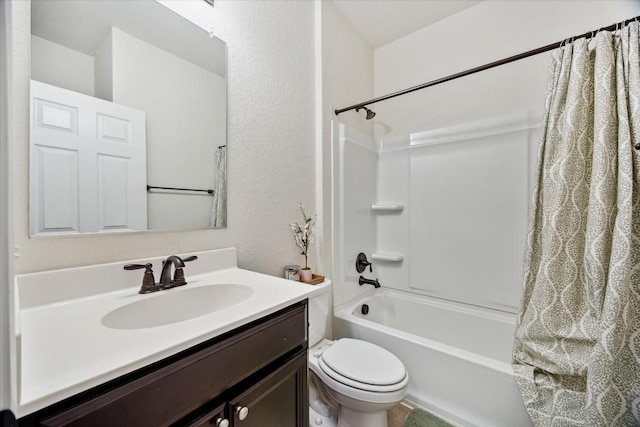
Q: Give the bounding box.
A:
[356,253,372,273]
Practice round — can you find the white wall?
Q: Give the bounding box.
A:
[371,1,640,311]
[11,0,317,278]
[4,0,319,415]
[321,1,374,140]
[94,30,112,101]
[109,27,225,230]
[375,139,410,294]
[319,1,374,305]
[332,124,378,307]
[30,35,94,97]
[0,0,14,414]
[373,1,640,139]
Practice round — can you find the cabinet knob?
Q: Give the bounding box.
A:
[214,418,229,427]
[236,406,249,420]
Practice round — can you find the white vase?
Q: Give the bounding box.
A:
[300,268,312,282]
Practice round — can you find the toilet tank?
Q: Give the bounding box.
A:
[308,281,331,347]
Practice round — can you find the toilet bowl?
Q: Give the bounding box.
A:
[308,282,408,427]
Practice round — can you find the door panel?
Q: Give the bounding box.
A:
[97,114,130,143]
[34,98,78,135]
[97,155,129,230]
[36,146,79,233]
[30,80,147,235]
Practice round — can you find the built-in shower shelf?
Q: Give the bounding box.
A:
[371,252,404,262]
[371,204,404,214]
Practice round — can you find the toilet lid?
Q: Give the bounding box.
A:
[320,338,406,386]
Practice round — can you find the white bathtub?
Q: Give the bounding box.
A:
[333,288,532,427]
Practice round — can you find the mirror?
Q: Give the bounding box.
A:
[29,0,227,236]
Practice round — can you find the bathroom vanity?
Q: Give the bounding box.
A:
[20,302,307,426]
[13,248,324,426]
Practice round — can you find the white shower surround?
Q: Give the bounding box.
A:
[355,5,640,425]
[333,289,532,427]
[332,118,537,425]
[376,113,541,312]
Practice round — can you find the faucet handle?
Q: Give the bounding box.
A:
[171,255,197,287]
[124,263,147,270]
[124,263,157,294]
[355,253,372,273]
[172,269,186,287]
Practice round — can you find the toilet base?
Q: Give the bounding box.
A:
[309,405,338,427]
[337,406,388,427]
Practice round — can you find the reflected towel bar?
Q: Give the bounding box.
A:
[147,185,214,195]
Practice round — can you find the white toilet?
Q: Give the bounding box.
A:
[308,281,408,427]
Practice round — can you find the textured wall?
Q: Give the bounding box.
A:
[0,0,14,413]
[202,0,317,274]
[109,28,225,231]
[373,0,640,139]
[370,0,640,310]
[11,0,316,276]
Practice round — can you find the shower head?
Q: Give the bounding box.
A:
[356,106,376,120]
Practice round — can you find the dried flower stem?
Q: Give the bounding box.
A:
[290,204,317,269]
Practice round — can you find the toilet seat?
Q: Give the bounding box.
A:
[318,339,407,392]
[309,339,409,405]
[318,358,407,393]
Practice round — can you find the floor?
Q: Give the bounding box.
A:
[387,403,454,427]
[387,403,412,426]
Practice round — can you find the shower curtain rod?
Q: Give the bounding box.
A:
[334,15,640,116]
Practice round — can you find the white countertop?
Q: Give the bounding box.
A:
[15,248,327,417]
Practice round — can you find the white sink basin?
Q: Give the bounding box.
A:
[101,284,254,330]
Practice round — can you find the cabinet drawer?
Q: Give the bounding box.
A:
[40,303,307,427]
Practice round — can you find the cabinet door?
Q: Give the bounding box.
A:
[230,352,308,427]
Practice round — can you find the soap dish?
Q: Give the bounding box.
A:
[302,274,325,285]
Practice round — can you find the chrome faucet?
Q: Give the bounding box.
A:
[359,276,381,288]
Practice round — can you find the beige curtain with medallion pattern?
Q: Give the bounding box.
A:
[513,22,640,426]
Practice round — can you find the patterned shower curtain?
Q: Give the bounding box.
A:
[512,22,640,426]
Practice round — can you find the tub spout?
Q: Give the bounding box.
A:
[359,276,380,288]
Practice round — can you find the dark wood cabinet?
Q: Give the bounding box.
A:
[229,351,307,427]
[187,402,227,427]
[187,352,307,427]
[20,301,308,427]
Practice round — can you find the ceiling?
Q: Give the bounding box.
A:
[332,0,482,48]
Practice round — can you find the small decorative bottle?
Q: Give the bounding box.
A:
[284,265,301,281]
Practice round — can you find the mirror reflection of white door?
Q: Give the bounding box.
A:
[30,80,147,235]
